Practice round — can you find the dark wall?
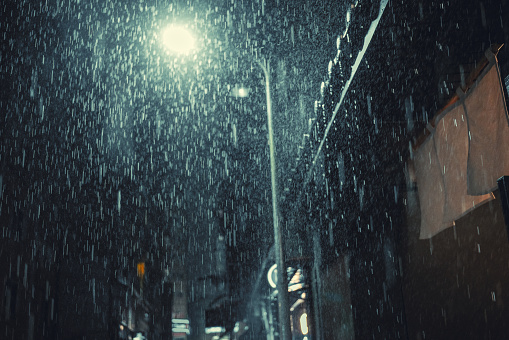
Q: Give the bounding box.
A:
[305,0,509,339]
[404,192,509,340]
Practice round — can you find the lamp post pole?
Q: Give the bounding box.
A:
[255,59,291,340]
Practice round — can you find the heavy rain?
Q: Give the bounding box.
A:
[1,0,509,339]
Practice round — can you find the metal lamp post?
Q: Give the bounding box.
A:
[225,57,292,340]
[253,59,291,340]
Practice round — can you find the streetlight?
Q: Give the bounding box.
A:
[231,85,250,98]
[251,59,291,340]
[160,26,291,340]
[221,56,293,340]
[159,24,196,54]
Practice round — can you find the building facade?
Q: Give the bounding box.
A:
[280,1,509,339]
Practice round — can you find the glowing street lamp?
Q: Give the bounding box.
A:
[160,25,195,54]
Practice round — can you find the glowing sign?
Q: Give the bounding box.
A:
[172,318,190,335]
[172,319,189,324]
[267,264,277,288]
[300,313,308,335]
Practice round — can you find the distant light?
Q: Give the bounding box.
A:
[231,85,250,98]
[172,327,191,335]
[137,262,145,277]
[288,283,304,292]
[300,313,308,335]
[160,25,195,54]
[172,318,190,324]
[205,327,225,334]
[134,333,146,340]
[238,87,249,97]
[172,318,190,334]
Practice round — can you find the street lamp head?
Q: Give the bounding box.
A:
[160,24,195,54]
[231,85,250,98]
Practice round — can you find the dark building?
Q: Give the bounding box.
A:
[280,0,509,339]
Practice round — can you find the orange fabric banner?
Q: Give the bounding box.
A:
[465,63,509,195]
[413,60,508,238]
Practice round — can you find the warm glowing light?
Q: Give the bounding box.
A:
[137,262,145,277]
[300,313,308,335]
[160,25,195,54]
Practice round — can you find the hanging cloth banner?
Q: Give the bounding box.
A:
[413,52,508,239]
[413,133,451,239]
[414,103,494,239]
[464,55,509,195]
